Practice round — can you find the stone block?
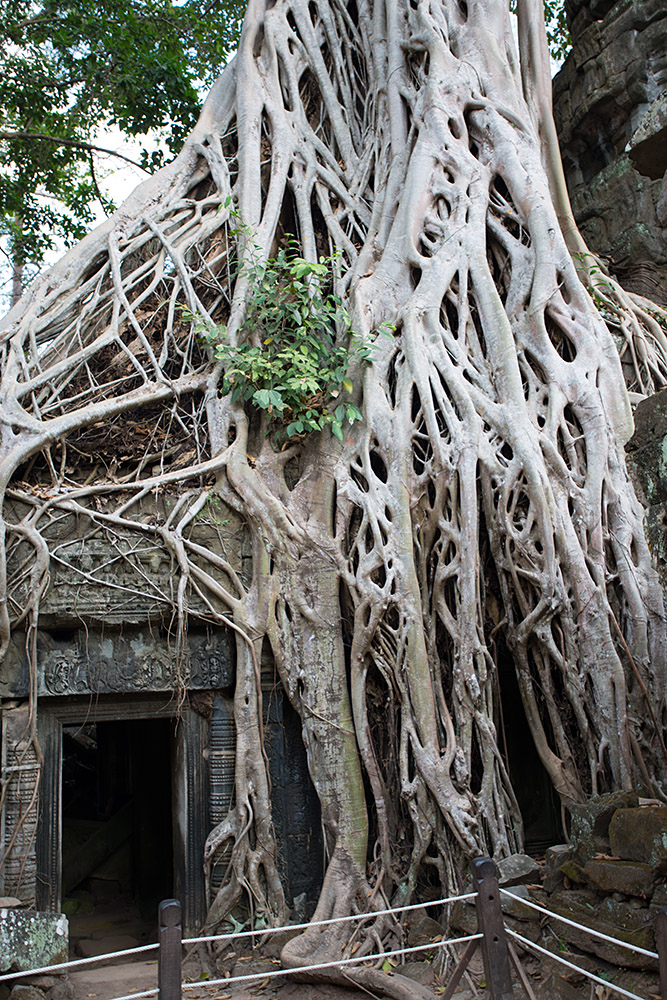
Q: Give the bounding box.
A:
[545,844,572,892]
[0,911,68,974]
[499,884,537,921]
[399,961,434,985]
[650,882,667,911]
[45,982,74,1000]
[9,988,44,1000]
[449,894,541,942]
[404,911,443,947]
[629,95,667,181]
[449,898,476,936]
[552,0,667,306]
[570,791,639,864]
[626,389,667,506]
[609,806,667,868]
[560,859,586,884]
[497,854,541,887]
[583,859,656,898]
[548,890,656,970]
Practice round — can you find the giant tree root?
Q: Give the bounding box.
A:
[1,0,667,957]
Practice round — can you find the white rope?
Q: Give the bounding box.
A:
[506,928,650,1000]
[107,990,157,1000]
[500,889,659,961]
[179,933,483,992]
[105,932,482,1000]
[183,891,478,945]
[0,891,475,989]
[0,943,159,983]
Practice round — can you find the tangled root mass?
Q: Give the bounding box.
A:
[2,0,667,973]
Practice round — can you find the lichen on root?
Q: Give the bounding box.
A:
[2,0,667,983]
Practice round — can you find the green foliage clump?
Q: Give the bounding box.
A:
[203,247,365,442]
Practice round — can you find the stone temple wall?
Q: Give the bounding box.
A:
[0,492,323,931]
[553,0,667,304]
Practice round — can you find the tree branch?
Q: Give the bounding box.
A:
[0,131,149,171]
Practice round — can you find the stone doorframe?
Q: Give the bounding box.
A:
[36,694,209,936]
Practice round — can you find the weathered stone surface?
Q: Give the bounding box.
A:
[642,503,667,593]
[405,911,443,947]
[449,894,541,942]
[583,859,656,898]
[626,389,667,507]
[45,982,73,1000]
[626,393,667,590]
[1,624,234,700]
[399,962,434,985]
[534,957,659,1000]
[650,882,667,911]
[8,988,44,1000]
[0,911,68,974]
[610,806,667,867]
[545,845,572,892]
[560,858,586,883]
[553,0,667,304]
[5,494,251,629]
[499,883,537,921]
[629,95,667,180]
[497,854,541,887]
[570,791,639,864]
[548,890,657,970]
[449,897,476,936]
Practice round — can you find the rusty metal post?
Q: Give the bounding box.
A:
[158,899,182,1000]
[471,857,513,1000]
[656,907,667,1000]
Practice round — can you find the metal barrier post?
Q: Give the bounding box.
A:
[158,899,182,1000]
[471,857,513,1000]
[656,907,667,1000]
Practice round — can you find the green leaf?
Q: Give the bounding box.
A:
[331,420,344,441]
[342,377,354,393]
[267,389,285,409]
[253,388,271,408]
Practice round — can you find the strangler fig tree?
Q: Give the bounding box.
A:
[2,0,667,987]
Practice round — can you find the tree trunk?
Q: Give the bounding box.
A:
[1,0,667,975]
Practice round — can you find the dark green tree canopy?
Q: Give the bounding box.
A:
[0,0,243,276]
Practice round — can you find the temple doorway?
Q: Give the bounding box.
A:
[36,695,209,936]
[61,718,174,934]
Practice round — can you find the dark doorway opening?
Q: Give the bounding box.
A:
[61,717,174,939]
[496,643,563,852]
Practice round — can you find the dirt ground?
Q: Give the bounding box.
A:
[63,952,480,1000]
[56,896,480,1000]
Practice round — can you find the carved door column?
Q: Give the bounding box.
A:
[173,706,209,936]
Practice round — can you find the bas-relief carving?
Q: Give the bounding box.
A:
[1,629,234,699]
[6,496,252,628]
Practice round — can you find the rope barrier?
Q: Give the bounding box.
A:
[506,927,650,1000]
[107,989,157,1000]
[106,932,483,1000]
[0,890,477,993]
[182,891,478,946]
[177,932,484,994]
[0,942,159,983]
[499,889,660,961]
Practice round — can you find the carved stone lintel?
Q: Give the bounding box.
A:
[1,627,234,699]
